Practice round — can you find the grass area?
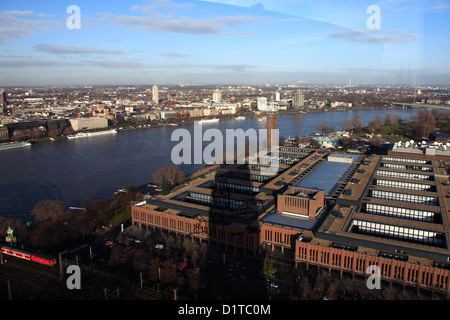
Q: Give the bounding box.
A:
[375,122,414,137]
[107,205,131,227]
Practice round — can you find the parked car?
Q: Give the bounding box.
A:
[179,262,188,270]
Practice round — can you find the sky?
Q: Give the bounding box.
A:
[0,0,449,87]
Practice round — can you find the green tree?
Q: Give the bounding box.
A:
[261,254,277,277]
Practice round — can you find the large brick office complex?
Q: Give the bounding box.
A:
[131,139,450,296]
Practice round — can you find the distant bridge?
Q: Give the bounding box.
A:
[389,102,450,110]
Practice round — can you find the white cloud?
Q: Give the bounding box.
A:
[98,10,261,34]
[34,44,126,56]
[1,10,34,16]
[0,11,64,42]
[159,52,189,57]
[328,28,420,45]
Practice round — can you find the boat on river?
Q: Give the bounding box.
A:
[68,129,118,139]
[199,118,220,124]
[0,141,31,151]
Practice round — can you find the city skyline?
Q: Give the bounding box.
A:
[0,0,449,87]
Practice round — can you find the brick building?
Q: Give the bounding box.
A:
[131,142,450,296]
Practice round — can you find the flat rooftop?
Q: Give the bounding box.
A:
[294,153,361,197]
[262,210,323,230]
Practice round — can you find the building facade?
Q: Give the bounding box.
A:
[292,89,305,109]
[152,85,159,104]
[131,145,450,296]
[69,117,108,131]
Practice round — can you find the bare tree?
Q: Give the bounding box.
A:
[383,113,394,126]
[153,164,185,187]
[31,200,65,223]
[413,110,436,138]
[351,115,362,132]
[368,119,381,134]
[341,120,351,132]
[315,123,334,135]
[392,114,403,124]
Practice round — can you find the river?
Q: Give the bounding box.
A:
[0,107,423,221]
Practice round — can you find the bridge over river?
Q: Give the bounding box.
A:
[390,102,450,110]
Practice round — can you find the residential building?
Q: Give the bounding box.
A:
[292,89,305,109]
[213,89,222,103]
[152,85,159,104]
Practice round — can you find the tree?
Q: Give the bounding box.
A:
[153,164,185,187]
[31,200,65,223]
[261,254,277,277]
[341,120,351,132]
[351,115,362,132]
[161,176,168,194]
[187,269,201,292]
[298,277,313,300]
[383,113,394,126]
[160,259,177,285]
[310,139,321,149]
[367,119,381,134]
[370,135,382,148]
[413,110,436,138]
[315,123,334,135]
[392,114,403,124]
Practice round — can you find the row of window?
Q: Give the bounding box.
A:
[350,219,445,247]
[228,171,273,182]
[133,208,257,247]
[375,179,434,192]
[216,181,260,193]
[382,156,430,165]
[278,147,311,154]
[297,244,448,289]
[259,156,297,166]
[364,203,437,223]
[182,192,245,209]
[264,229,292,246]
[369,189,439,206]
[133,210,196,235]
[244,163,281,173]
[376,170,432,181]
[380,162,432,172]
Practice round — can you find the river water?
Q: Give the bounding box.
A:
[0,108,423,221]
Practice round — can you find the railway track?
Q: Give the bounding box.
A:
[0,256,173,300]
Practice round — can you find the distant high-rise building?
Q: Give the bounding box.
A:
[0,89,6,107]
[292,89,304,109]
[275,92,280,102]
[213,89,222,103]
[152,85,159,104]
[257,97,268,111]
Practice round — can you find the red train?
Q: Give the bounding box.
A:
[0,244,57,266]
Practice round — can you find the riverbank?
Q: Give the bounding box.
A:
[0,107,431,221]
[21,105,421,146]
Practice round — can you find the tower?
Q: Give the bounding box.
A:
[266,112,277,152]
[213,89,222,103]
[152,85,159,104]
[0,89,6,107]
[292,89,304,109]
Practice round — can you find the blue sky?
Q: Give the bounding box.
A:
[0,0,449,87]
